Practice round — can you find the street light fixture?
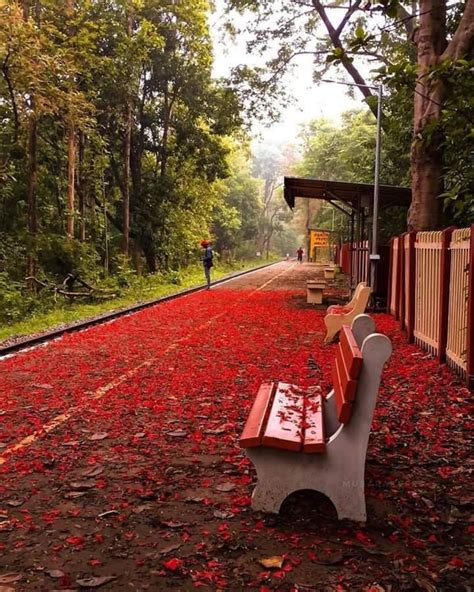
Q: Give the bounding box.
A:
[320,79,383,292]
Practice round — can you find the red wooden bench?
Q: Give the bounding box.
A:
[240,314,392,522]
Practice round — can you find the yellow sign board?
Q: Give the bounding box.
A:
[310,230,330,250]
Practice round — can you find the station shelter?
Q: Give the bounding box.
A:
[283,177,411,298]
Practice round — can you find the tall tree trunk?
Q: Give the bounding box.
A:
[22,0,30,20]
[65,0,75,239]
[408,0,446,231]
[66,123,76,238]
[122,12,133,256]
[123,104,132,255]
[142,240,157,273]
[78,131,86,242]
[408,0,474,230]
[160,80,170,178]
[26,96,37,280]
[22,0,37,284]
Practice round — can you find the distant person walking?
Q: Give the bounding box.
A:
[297,246,304,263]
[201,240,213,289]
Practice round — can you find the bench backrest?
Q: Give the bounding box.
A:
[346,282,367,308]
[331,325,363,424]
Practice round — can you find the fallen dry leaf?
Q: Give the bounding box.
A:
[88,432,108,441]
[157,542,182,555]
[70,481,95,490]
[46,570,66,579]
[76,575,117,588]
[81,465,104,477]
[160,520,187,529]
[98,510,119,519]
[215,482,235,492]
[0,574,22,585]
[258,556,284,569]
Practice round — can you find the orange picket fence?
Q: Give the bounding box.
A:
[387,224,474,387]
[446,228,472,377]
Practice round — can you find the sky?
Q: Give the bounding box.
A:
[209,1,367,149]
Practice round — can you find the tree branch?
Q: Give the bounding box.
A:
[336,0,362,37]
[311,0,378,118]
[1,49,19,142]
[442,0,474,60]
[262,50,328,89]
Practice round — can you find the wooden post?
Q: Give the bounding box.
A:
[405,232,416,344]
[399,233,406,330]
[466,224,474,388]
[438,226,455,362]
[387,237,394,314]
[394,237,402,321]
[349,213,354,289]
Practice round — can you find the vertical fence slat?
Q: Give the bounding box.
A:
[438,227,455,362]
[446,227,470,381]
[466,224,474,388]
[405,232,416,343]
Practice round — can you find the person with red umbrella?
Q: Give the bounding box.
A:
[200,240,213,289]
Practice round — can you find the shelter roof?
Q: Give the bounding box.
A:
[284,177,411,212]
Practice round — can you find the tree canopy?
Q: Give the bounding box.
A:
[224,0,474,230]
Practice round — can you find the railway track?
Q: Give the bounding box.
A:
[0,260,282,358]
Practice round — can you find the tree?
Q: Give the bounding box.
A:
[224,0,474,230]
[253,144,296,258]
[212,143,262,256]
[0,0,243,287]
[408,0,474,230]
[297,110,409,242]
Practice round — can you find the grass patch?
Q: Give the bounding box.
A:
[0,258,278,343]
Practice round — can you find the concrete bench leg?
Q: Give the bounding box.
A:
[251,482,289,514]
[247,447,368,521]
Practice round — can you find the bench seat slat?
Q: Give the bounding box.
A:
[303,393,325,453]
[262,383,303,452]
[332,359,352,424]
[240,382,276,448]
[335,348,358,402]
[340,326,363,379]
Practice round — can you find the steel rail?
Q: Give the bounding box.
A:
[0,260,283,358]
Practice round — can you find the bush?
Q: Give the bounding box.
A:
[36,235,101,281]
[0,272,39,323]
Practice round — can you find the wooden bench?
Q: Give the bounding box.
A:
[323,267,336,280]
[324,281,372,343]
[240,314,392,522]
[306,280,326,304]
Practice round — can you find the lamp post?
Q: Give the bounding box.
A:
[320,79,383,292]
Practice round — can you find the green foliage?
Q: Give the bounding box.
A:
[0,0,267,323]
[0,257,272,337]
[297,110,409,243]
[380,52,474,225]
[212,143,262,252]
[224,0,473,230]
[0,272,36,323]
[35,235,101,280]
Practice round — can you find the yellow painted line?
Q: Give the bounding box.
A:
[254,261,297,291]
[0,262,296,465]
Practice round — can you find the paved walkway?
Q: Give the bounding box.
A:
[0,263,470,590]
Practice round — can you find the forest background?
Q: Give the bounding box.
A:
[0,0,473,330]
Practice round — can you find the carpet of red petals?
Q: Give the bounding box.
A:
[0,275,472,591]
